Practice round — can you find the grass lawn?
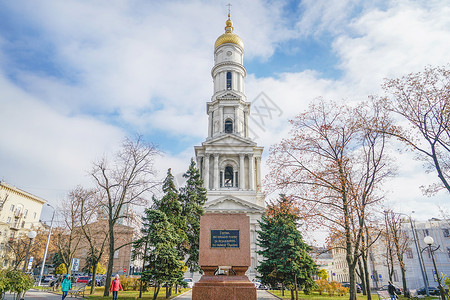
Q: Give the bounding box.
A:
[268,290,379,300]
[268,290,441,300]
[82,287,189,299]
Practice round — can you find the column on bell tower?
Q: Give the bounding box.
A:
[248,154,254,191]
[239,154,245,190]
[204,154,210,189]
[213,154,219,190]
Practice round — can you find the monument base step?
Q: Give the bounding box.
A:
[192,275,257,300]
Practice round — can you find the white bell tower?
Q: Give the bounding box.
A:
[194,13,265,279]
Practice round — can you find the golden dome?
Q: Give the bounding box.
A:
[214,13,244,50]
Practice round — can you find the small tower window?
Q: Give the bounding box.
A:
[226,72,232,90]
[224,166,233,187]
[225,119,233,133]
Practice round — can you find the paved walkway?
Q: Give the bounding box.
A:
[3,289,83,299]
[173,289,280,299]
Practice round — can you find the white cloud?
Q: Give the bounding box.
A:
[0,0,449,226]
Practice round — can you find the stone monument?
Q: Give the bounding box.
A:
[192,213,257,300]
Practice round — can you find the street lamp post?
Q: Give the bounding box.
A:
[424,236,446,300]
[406,212,429,296]
[22,230,37,272]
[390,211,429,296]
[38,204,55,286]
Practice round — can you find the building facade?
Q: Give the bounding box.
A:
[0,181,46,269]
[328,218,450,290]
[194,13,265,279]
[72,221,134,276]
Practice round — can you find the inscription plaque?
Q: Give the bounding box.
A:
[210,230,239,248]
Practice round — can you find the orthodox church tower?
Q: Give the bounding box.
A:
[194,13,265,278]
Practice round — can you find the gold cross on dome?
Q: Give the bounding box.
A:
[226,3,232,15]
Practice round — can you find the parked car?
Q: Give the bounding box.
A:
[379,284,402,294]
[254,282,269,290]
[417,286,441,296]
[341,282,362,293]
[76,276,91,284]
[42,275,55,284]
[183,278,194,289]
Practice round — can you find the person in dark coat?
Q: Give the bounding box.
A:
[388,281,397,300]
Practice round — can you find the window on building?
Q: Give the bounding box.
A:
[220,171,223,187]
[224,166,234,187]
[9,204,14,212]
[235,172,238,188]
[225,119,233,133]
[114,250,119,259]
[21,221,25,228]
[3,260,8,267]
[423,229,430,237]
[443,229,449,237]
[6,217,11,224]
[226,72,232,90]
[24,209,28,218]
[393,270,399,282]
[33,212,37,219]
[406,248,413,259]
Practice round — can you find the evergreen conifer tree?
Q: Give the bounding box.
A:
[179,158,207,272]
[133,209,184,300]
[257,195,317,299]
[153,169,187,253]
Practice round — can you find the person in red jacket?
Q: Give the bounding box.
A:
[110,274,123,300]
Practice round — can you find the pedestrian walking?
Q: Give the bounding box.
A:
[61,274,71,300]
[388,281,397,300]
[110,274,123,300]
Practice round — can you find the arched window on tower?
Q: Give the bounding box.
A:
[225,119,233,133]
[224,166,233,187]
[226,72,232,90]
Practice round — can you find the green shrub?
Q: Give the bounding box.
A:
[2,269,34,295]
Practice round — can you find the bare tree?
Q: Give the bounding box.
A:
[267,99,394,300]
[69,186,109,295]
[382,66,450,194]
[53,191,84,273]
[90,136,160,296]
[384,210,411,296]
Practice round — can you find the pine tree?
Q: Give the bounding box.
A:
[257,195,317,299]
[133,209,184,300]
[153,169,187,253]
[179,158,207,272]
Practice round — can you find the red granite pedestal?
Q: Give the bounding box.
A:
[192,213,257,300]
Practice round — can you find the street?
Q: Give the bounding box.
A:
[3,289,83,300]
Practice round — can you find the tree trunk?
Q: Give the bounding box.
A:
[348,262,358,300]
[357,258,366,295]
[90,261,98,294]
[103,222,115,297]
[400,262,408,297]
[290,289,294,300]
[295,273,298,300]
[282,284,285,296]
[363,254,372,300]
[153,284,160,300]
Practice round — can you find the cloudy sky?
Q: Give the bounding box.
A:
[0,0,449,237]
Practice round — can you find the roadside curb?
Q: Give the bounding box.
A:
[267,290,283,299]
[171,289,192,299]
